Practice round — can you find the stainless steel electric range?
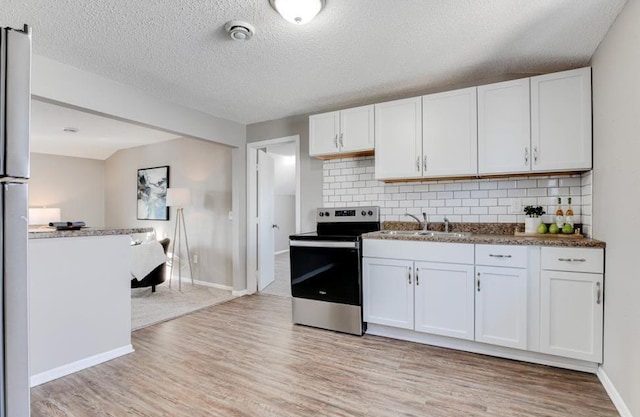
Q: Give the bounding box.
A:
[289,206,380,335]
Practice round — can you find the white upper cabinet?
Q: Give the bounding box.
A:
[374,97,423,180]
[422,87,478,177]
[309,111,339,156]
[478,79,531,175]
[531,67,592,172]
[309,105,374,158]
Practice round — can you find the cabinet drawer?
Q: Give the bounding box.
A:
[475,245,528,268]
[541,247,603,273]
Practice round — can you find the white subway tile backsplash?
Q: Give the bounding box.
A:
[321,157,592,233]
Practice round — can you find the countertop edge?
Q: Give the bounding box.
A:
[362,232,606,248]
[28,227,154,240]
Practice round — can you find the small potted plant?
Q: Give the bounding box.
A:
[524,205,546,233]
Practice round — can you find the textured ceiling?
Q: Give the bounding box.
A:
[1,0,628,125]
[31,100,181,160]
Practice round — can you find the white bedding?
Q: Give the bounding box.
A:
[130,241,167,280]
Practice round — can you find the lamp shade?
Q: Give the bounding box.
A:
[166,188,192,208]
[269,0,325,25]
[29,207,61,225]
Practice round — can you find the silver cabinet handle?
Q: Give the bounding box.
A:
[416,268,420,286]
[334,134,338,148]
[477,272,480,292]
[408,267,412,285]
[272,224,279,229]
[524,147,529,165]
[416,156,420,172]
[489,254,512,258]
[558,258,586,262]
[423,155,427,172]
[533,146,538,164]
[596,282,602,304]
[339,132,344,148]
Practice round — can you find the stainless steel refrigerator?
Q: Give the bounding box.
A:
[0,25,32,417]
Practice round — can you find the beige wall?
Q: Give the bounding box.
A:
[247,114,323,233]
[105,137,234,287]
[591,0,640,415]
[29,153,105,227]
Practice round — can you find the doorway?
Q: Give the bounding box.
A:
[246,135,301,296]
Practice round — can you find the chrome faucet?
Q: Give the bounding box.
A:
[444,216,450,233]
[405,212,429,232]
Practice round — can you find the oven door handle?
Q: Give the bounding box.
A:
[290,240,359,249]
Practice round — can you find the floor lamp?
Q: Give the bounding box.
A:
[166,188,194,291]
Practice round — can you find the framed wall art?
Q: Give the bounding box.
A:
[137,165,170,220]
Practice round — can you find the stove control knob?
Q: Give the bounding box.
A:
[319,212,324,217]
[368,210,374,216]
[361,210,366,216]
[324,211,330,217]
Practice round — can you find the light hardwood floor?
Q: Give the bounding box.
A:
[31,295,618,417]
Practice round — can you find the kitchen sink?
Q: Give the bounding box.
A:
[377,230,471,238]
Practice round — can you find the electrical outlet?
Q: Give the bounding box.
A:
[228,211,233,220]
[193,255,198,264]
[509,200,522,214]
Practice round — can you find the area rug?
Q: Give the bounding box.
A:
[131,283,236,331]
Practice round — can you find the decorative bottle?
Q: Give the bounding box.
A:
[555,197,565,228]
[565,197,574,227]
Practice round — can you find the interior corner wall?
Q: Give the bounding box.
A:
[247,114,323,233]
[29,153,105,227]
[105,137,234,288]
[591,0,640,415]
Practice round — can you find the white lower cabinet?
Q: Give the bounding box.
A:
[414,262,475,340]
[363,258,413,329]
[363,240,606,370]
[540,270,603,362]
[475,265,528,350]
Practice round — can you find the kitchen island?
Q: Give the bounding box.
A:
[28,227,152,386]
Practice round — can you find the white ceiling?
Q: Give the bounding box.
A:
[1,1,628,125]
[30,100,181,160]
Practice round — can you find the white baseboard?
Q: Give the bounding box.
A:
[30,344,134,387]
[274,249,289,255]
[232,289,248,296]
[598,367,634,417]
[171,277,233,291]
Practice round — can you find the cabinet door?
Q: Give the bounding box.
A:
[374,97,422,180]
[478,79,531,175]
[414,261,475,340]
[309,111,339,157]
[540,270,603,362]
[363,258,414,329]
[531,67,592,172]
[340,105,374,153]
[475,266,528,350]
[422,87,477,177]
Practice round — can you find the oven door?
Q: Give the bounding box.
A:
[289,240,361,306]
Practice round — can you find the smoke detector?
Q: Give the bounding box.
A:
[224,20,255,41]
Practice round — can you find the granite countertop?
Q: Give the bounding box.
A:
[363,222,606,248]
[28,227,154,240]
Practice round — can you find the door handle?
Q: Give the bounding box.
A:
[416,268,419,286]
[272,224,279,229]
[533,146,538,164]
[408,267,412,285]
[416,156,420,172]
[423,155,427,172]
[596,282,602,304]
[334,134,338,148]
[489,254,512,258]
[477,272,481,292]
[339,133,344,148]
[524,147,529,166]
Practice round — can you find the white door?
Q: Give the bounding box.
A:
[414,261,475,340]
[540,270,603,362]
[374,97,423,180]
[422,87,478,177]
[339,105,374,153]
[363,257,414,329]
[475,266,528,350]
[531,67,592,172]
[478,79,531,175]
[257,150,276,291]
[309,111,339,157]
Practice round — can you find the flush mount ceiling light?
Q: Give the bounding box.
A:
[269,0,325,25]
[224,20,256,41]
